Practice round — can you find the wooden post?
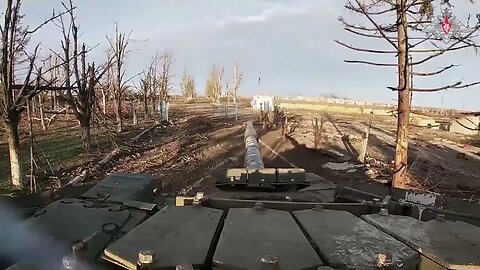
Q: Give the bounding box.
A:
[312,117,319,150]
[38,95,46,130]
[132,102,138,126]
[358,123,371,163]
[235,103,239,120]
[165,102,169,122]
[282,116,288,137]
[50,91,55,109]
[319,116,323,143]
[27,101,36,193]
[262,111,268,129]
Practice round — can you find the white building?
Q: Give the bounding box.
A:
[251,95,275,111]
[449,115,480,135]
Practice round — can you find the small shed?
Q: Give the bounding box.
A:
[410,116,439,129]
[448,115,480,135]
[251,95,275,111]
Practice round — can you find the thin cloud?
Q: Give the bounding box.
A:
[216,3,312,27]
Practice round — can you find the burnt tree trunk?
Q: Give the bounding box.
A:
[312,117,320,150]
[4,114,23,189]
[101,89,107,114]
[358,124,370,163]
[38,94,46,130]
[27,101,36,193]
[393,0,410,189]
[80,117,91,152]
[143,93,149,116]
[50,91,55,109]
[151,96,156,116]
[115,96,123,132]
[133,102,138,125]
[31,98,36,117]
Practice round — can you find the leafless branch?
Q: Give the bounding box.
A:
[388,81,480,92]
[352,0,398,49]
[121,71,143,88]
[25,7,74,35]
[335,40,397,53]
[411,64,457,76]
[452,81,480,89]
[344,27,393,39]
[345,1,395,15]
[11,85,73,90]
[344,27,442,42]
[339,16,396,33]
[344,60,398,66]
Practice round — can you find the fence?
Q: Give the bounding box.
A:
[210,103,241,120]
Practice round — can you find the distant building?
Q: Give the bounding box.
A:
[251,95,275,111]
[410,116,439,129]
[448,115,480,135]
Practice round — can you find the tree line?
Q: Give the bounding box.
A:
[0,0,243,190]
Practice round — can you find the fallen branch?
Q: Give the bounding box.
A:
[95,148,122,170]
[44,108,71,114]
[65,122,162,186]
[65,146,122,186]
[131,124,160,142]
[66,169,88,186]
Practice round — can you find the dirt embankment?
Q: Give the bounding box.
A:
[257,111,480,199]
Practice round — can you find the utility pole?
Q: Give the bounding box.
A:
[258,72,265,96]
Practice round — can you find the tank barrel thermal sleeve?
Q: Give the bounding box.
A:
[244,121,264,170]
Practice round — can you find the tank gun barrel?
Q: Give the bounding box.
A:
[244,121,264,170]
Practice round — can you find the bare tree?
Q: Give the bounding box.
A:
[337,0,480,188]
[139,72,151,115]
[231,58,243,103]
[54,0,112,152]
[106,24,133,132]
[158,50,174,102]
[48,54,60,109]
[0,0,69,189]
[180,68,196,101]
[99,53,114,115]
[139,53,160,115]
[205,65,224,103]
[10,1,30,79]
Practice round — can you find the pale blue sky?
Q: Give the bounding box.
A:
[17,0,480,110]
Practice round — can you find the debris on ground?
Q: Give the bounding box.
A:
[322,162,364,172]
